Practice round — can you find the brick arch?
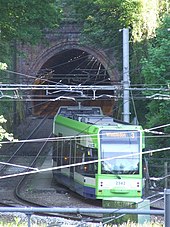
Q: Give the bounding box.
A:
[29,41,119,82]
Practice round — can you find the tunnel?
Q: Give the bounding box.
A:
[32,48,116,116]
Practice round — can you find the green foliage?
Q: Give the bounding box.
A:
[63,0,142,50]
[61,0,167,125]
[61,0,170,162]
[0,0,63,130]
[0,115,14,147]
[0,0,62,63]
[141,15,170,156]
[0,0,62,43]
[62,0,166,47]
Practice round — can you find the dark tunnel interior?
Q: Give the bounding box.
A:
[38,49,111,85]
[32,49,115,116]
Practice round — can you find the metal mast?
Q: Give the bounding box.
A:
[123,28,130,123]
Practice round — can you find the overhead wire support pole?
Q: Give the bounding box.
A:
[123,28,130,123]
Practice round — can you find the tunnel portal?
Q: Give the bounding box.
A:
[32,48,116,116]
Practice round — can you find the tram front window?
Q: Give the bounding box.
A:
[100,130,140,174]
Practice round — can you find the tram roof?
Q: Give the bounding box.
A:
[56,106,138,127]
[73,115,117,126]
[57,106,103,117]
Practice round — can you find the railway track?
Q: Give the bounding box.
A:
[0,109,164,223]
[0,115,52,201]
[0,114,103,223]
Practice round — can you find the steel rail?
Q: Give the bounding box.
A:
[0,115,49,173]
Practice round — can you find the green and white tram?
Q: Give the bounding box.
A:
[52,106,145,199]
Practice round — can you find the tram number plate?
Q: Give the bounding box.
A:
[115,180,126,186]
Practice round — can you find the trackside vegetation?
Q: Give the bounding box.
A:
[0,213,164,227]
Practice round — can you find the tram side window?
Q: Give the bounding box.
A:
[92,148,98,174]
[71,138,76,164]
[75,144,83,168]
[52,139,57,161]
[83,148,98,176]
[75,144,98,177]
[62,139,70,165]
[57,133,63,166]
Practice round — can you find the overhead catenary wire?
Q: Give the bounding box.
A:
[0,113,169,180]
[0,95,169,102]
[0,122,169,145]
[2,49,110,87]
[1,23,169,92]
[0,162,38,171]
[1,69,169,103]
[2,69,169,88]
[1,60,169,88]
[0,83,169,103]
[0,63,169,119]
[147,123,170,131]
[0,15,167,223]
[1,47,169,144]
[0,134,170,145]
[0,0,167,176]
[0,146,169,180]
[1,62,168,125]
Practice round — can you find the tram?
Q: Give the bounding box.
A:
[52,106,145,199]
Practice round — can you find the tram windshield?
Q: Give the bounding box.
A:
[100,130,140,174]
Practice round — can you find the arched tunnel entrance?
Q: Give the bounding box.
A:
[32,48,117,116]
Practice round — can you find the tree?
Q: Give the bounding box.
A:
[0,0,63,83]
[0,0,62,63]
[60,0,167,123]
[141,15,170,154]
[0,0,63,131]
[0,0,62,42]
[61,0,166,45]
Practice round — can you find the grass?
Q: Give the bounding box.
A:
[0,214,164,227]
[0,221,164,227]
[104,221,164,226]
